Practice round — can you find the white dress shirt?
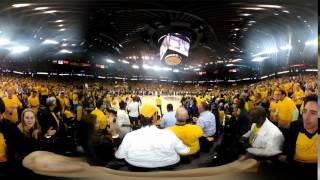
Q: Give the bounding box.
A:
[116,109,132,138]
[115,125,189,168]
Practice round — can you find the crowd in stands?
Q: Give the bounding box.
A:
[0,73,318,178]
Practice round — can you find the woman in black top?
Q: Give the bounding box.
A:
[15,108,42,161]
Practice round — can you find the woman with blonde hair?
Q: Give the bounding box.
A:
[15,108,42,161]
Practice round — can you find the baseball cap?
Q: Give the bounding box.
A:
[140,104,158,118]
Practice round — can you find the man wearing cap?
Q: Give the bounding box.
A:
[115,104,189,171]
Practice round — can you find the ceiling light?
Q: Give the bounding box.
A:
[231,58,242,62]
[59,49,72,54]
[106,59,114,63]
[240,13,251,16]
[8,46,30,54]
[62,38,67,41]
[122,60,129,64]
[55,20,64,23]
[279,45,292,50]
[61,43,68,47]
[241,7,265,10]
[162,67,172,71]
[12,3,31,8]
[234,28,240,31]
[42,39,59,45]
[282,10,290,13]
[58,24,64,27]
[143,64,151,69]
[226,64,234,67]
[249,21,256,23]
[198,64,202,67]
[152,66,161,71]
[230,49,235,52]
[34,7,49,10]
[305,39,317,46]
[132,65,139,69]
[253,48,279,56]
[274,13,279,16]
[252,57,268,62]
[0,38,10,45]
[256,5,282,9]
[43,10,58,14]
[173,69,179,73]
[71,44,76,46]
[59,28,66,31]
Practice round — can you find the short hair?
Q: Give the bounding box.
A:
[46,97,57,107]
[167,104,173,112]
[200,101,211,111]
[304,94,318,107]
[249,106,267,121]
[119,101,126,110]
[279,89,286,96]
[96,99,104,109]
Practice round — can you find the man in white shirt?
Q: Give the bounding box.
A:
[127,96,140,129]
[241,106,284,157]
[115,104,189,171]
[116,101,132,138]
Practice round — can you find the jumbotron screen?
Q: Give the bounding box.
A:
[160,34,190,60]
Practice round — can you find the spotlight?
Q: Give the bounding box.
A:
[42,39,59,45]
[106,59,114,63]
[0,38,10,45]
[59,49,72,54]
[12,3,31,8]
[34,7,49,10]
[8,46,30,54]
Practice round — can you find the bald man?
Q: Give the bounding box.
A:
[168,107,203,156]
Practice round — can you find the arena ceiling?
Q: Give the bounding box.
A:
[0,0,317,80]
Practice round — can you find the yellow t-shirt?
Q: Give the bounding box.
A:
[57,96,70,112]
[260,90,268,100]
[284,82,293,94]
[156,97,161,106]
[249,124,260,145]
[291,90,305,105]
[195,96,201,106]
[277,97,296,127]
[40,87,49,96]
[76,105,83,121]
[294,133,318,163]
[269,100,279,122]
[28,95,40,113]
[72,94,79,105]
[64,110,74,119]
[2,95,22,123]
[218,110,225,124]
[168,124,203,155]
[91,109,107,129]
[0,133,7,162]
